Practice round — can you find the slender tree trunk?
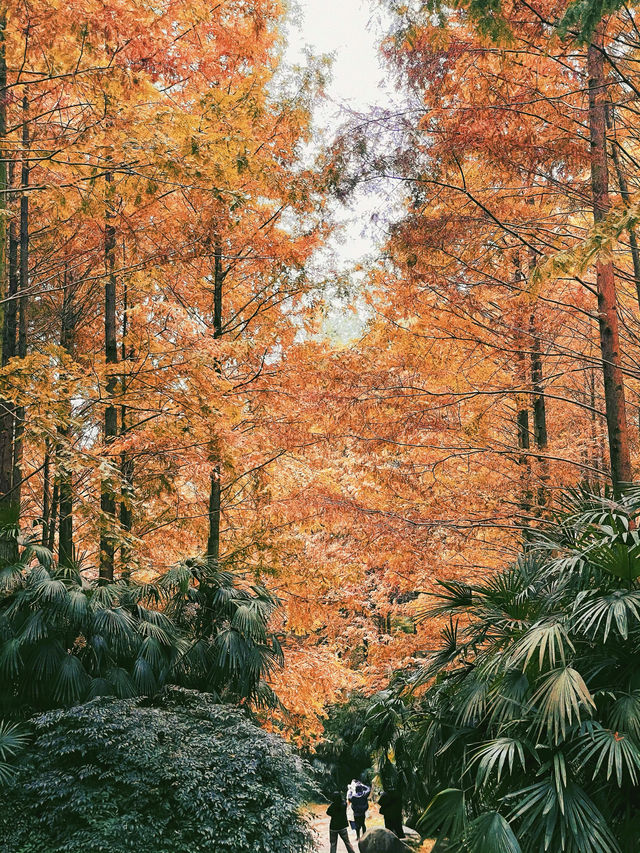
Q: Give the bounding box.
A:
[0,6,6,367]
[587,31,632,493]
[530,313,548,512]
[4,162,17,362]
[42,438,50,546]
[12,96,29,511]
[58,274,74,567]
[0,158,17,545]
[47,482,58,552]
[119,260,133,579]
[207,240,224,566]
[514,266,532,529]
[100,173,118,581]
[0,9,17,564]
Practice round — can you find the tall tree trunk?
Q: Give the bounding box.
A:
[42,438,50,546]
[4,162,17,363]
[47,482,58,552]
[530,313,548,512]
[0,8,17,565]
[587,29,632,493]
[0,159,17,548]
[514,265,531,530]
[119,261,133,579]
[12,96,29,511]
[58,274,74,567]
[207,240,224,566]
[100,173,118,581]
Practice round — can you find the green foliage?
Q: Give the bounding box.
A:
[394,0,627,42]
[0,688,313,853]
[0,719,28,783]
[362,487,640,853]
[0,547,283,717]
[307,692,375,794]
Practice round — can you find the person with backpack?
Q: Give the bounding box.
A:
[326,791,357,853]
[348,780,371,839]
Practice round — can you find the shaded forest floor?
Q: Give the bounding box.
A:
[306,804,431,852]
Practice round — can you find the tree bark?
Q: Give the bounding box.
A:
[0,8,17,565]
[57,273,74,567]
[0,160,16,543]
[587,30,632,493]
[12,96,29,511]
[119,262,133,579]
[207,240,224,566]
[99,173,118,581]
[530,313,548,512]
[42,438,50,546]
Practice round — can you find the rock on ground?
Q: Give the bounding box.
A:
[357,828,413,853]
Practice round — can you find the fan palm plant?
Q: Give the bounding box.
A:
[361,486,640,853]
[0,537,283,717]
[0,719,28,784]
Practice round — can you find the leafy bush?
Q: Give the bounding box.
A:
[362,487,640,853]
[0,546,282,716]
[0,688,313,853]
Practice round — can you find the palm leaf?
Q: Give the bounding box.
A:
[573,721,640,786]
[608,690,640,739]
[531,667,595,741]
[509,619,573,671]
[463,812,521,853]
[469,737,529,789]
[573,590,640,642]
[0,720,28,761]
[417,787,466,839]
[53,654,90,704]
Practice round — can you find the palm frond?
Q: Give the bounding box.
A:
[53,654,90,704]
[509,619,573,671]
[417,788,466,839]
[0,720,28,761]
[463,812,521,853]
[470,737,530,789]
[573,721,640,786]
[574,590,640,642]
[531,666,595,741]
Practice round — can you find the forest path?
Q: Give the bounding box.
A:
[307,803,383,852]
[307,804,430,852]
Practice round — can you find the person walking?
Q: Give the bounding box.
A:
[348,780,371,839]
[326,791,357,853]
[378,786,405,838]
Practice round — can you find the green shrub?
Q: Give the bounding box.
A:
[362,486,640,853]
[0,688,313,853]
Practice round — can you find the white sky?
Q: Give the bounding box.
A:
[284,0,394,273]
[286,0,389,111]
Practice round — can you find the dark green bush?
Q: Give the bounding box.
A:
[0,688,313,853]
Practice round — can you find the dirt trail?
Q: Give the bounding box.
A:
[307,804,384,852]
[306,804,431,852]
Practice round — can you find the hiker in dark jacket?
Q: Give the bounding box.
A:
[348,781,371,839]
[378,787,405,838]
[326,792,356,853]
